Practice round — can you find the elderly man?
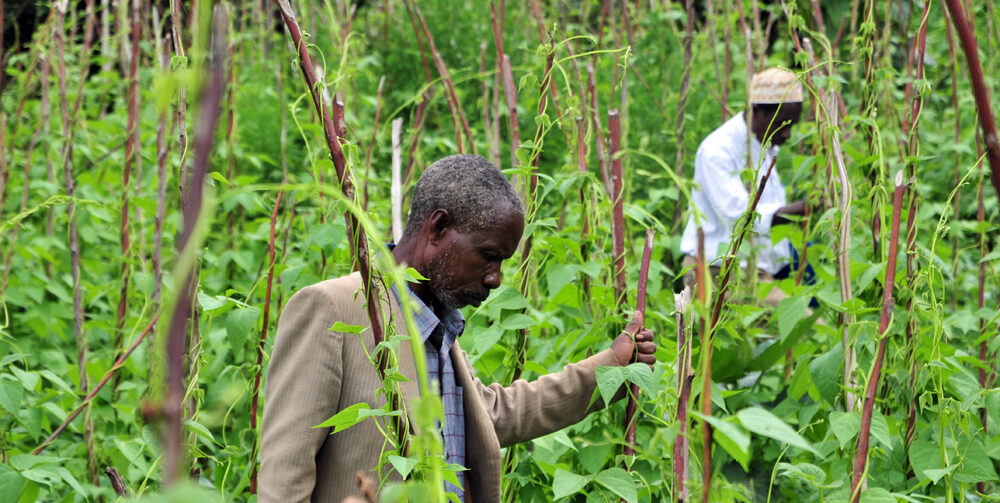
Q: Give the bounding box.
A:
[260,154,656,502]
[680,67,809,306]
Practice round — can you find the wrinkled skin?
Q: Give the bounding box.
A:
[393,204,656,367]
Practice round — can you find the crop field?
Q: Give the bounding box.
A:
[0,0,999,501]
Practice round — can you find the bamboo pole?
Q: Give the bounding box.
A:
[850,171,906,503]
[117,0,142,356]
[943,0,1000,207]
[164,4,227,487]
[609,110,626,308]
[903,0,931,461]
[407,1,475,154]
[53,0,97,484]
[363,76,386,210]
[623,229,655,463]
[701,157,778,502]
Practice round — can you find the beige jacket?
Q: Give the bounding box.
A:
[259,273,621,503]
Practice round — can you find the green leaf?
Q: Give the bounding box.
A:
[552,469,591,500]
[184,419,216,444]
[500,314,536,331]
[691,411,750,471]
[387,455,418,479]
[909,439,944,482]
[859,487,896,503]
[775,296,811,339]
[829,411,861,449]
[595,366,625,406]
[37,371,74,395]
[985,392,1000,428]
[313,402,371,433]
[870,411,892,451]
[226,306,261,355]
[0,380,24,415]
[956,435,999,482]
[546,264,578,296]
[0,464,26,503]
[809,344,844,405]
[622,363,654,395]
[594,467,637,503]
[330,321,365,334]
[922,466,956,484]
[736,407,820,456]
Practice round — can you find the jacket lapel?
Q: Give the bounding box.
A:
[451,341,501,503]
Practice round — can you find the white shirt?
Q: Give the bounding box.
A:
[680,112,791,275]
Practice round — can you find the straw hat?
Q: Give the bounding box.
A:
[750,68,803,104]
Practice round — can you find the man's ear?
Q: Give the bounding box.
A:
[425,209,453,244]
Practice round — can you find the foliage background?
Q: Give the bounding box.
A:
[0,0,998,501]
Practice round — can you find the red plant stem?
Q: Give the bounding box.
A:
[277,0,385,367]
[403,94,431,187]
[154,34,170,303]
[977,161,989,487]
[588,63,612,199]
[172,0,189,200]
[117,0,141,350]
[609,110,626,308]
[165,6,227,487]
[500,55,520,171]
[480,43,492,158]
[511,50,555,382]
[903,0,930,459]
[53,1,95,483]
[708,157,777,327]
[250,188,283,493]
[33,312,161,456]
[105,467,129,497]
[943,0,1000,206]
[363,75,386,210]
[850,174,906,503]
[577,117,591,299]
[623,229,654,461]
[942,0,962,302]
[491,0,520,176]
[404,2,433,85]
[526,0,567,146]
[408,1,475,154]
[671,0,695,232]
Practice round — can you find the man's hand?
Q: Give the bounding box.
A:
[611,311,656,367]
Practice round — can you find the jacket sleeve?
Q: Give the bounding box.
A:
[465,348,623,447]
[259,286,345,503]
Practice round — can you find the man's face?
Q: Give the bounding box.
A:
[425,208,524,309]
[754,102,803,147]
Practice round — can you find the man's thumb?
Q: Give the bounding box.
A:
[624,311,644,336]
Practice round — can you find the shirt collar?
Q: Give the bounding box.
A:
[386,243,466,346]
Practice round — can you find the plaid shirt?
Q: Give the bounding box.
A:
[391,284,467,501]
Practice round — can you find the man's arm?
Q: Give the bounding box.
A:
[469,313,655,447]
[770,198,807,227]
[259,286,345,503]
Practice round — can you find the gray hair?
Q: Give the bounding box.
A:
[403,154,524,237]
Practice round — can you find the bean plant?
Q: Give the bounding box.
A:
[0,0,997,502]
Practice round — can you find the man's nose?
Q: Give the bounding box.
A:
[483,266,502,289]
